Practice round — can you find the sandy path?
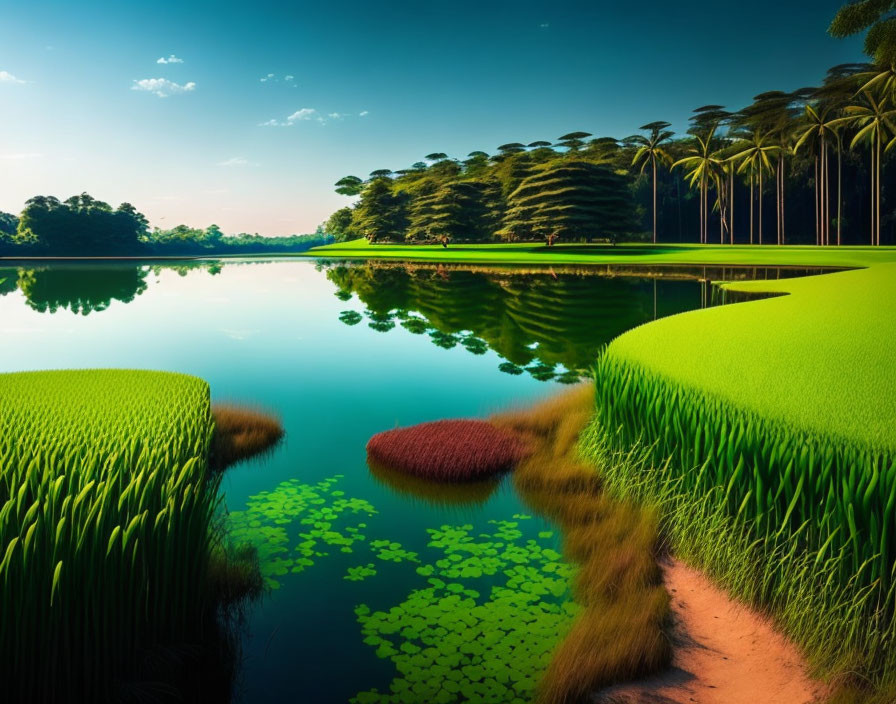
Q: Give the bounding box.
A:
[594,558,827,704]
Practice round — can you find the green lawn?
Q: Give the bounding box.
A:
[608,264,896,451]
[309,237,896,268]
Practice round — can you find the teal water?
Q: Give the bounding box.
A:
[0,259,786,702]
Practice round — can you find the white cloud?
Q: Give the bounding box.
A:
[0,71,25,84]
[539,23,550,28]
[288,108,316,121]
[259,107,366,127]
[260,73,275,82]
[284,75,294,81]
[157,54,184,64]
[359,110,369,117]
[131,78,196,97]
[217,156,249,167]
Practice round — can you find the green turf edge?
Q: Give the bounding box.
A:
[306,238,896,268]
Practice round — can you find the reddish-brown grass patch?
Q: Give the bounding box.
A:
[211,404,284,471]
[366,419,530,482]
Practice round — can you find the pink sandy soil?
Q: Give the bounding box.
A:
[594,558,828,704]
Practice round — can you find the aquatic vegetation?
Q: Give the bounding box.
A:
[492,386,669,703]
[210,403,284,470]
[366,420,530,482]
[345,563,378,581]
[587,264,896,688]
[0,369,232,701]
[226,476,377,588]
[351,519,580,704]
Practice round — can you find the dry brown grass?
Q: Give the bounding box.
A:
[211,404,284,471]
[492,386,670,704]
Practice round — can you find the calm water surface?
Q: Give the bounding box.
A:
[0,259,744,702]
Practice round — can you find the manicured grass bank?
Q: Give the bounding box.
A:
[0,370,222,701]
[309,237,896,268]
[584,262,896,690]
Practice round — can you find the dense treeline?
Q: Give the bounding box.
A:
[325,64,896,247]
[0,194,330,257]
[325,139,639,245]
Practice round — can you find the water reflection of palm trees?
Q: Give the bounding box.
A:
[327,263,703,383]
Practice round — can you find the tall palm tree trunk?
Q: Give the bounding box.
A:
[652,156,657,244]
[758,168,763,245]
[749,174,754,245]
[837,137,842,246]
[876,132,882,245]
[871,137,877,245]
[814,156,820,246]
[730,170,735,244]
[824,139,830,246]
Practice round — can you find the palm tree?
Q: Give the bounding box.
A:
[728,130,779,244]
[631,121,674,244]
[795,104,841,245]
[818,64,869,245]
[741,92,797,246]
[673,125,720,244]
[833,91,896,245]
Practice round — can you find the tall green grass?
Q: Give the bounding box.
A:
[587,353,896,687]
[0,369,225,702]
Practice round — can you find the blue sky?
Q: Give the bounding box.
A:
[1,0,864,235]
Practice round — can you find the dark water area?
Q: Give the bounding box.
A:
[0,258,825,703]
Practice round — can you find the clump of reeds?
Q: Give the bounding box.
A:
[0,370,224,702]
[492,385,670,704]
[366,419,529,481]
[211,403,284,471]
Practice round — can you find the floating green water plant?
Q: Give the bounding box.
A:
[227,476,377,588]
[351,520,579,704]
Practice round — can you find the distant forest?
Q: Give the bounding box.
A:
[0,194,331,257]
[324,61,896,247]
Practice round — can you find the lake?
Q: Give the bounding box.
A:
[0,258,812,703]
